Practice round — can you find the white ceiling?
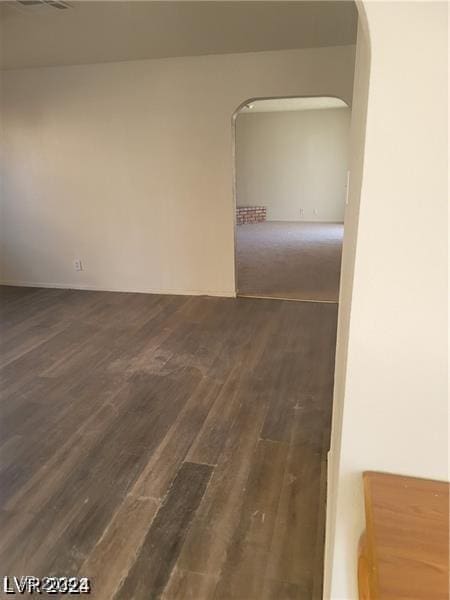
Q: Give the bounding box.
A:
[0,1,357,70]
[239,96,349,113]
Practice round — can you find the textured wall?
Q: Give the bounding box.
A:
[236,107,350,222]
[0,46,355,295]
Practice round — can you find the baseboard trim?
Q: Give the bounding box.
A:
[0,281,337,304]
[0,280,237,299]
[268,220,344,225]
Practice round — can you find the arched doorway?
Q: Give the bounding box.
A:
[233,95,351,303]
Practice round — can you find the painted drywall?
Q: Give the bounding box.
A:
[324,17,371,600]
[0,46,356,295]
[325,2,448,599]
[235,107,350,222]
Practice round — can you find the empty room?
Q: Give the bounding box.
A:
[0,2,448,600]
[235,96,350,302]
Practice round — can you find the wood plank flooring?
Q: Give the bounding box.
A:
[0,286,338,599]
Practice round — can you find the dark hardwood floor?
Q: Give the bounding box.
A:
[0,286,337,599]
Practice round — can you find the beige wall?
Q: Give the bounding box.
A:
[325,2,448,598]
[324,18,371,600]
[0,46,355,295]
[236,107,350,222]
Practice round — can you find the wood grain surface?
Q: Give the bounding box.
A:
[0,286,338,599]
[360,471,449,600]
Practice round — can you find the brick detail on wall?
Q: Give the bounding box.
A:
[236,206,267,225]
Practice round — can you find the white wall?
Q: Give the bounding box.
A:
[0,46,355,296]
[325,2,448,599]
[235,107,350,222]
[324,17,371,600]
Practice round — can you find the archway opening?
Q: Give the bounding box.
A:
[233,95,350,303]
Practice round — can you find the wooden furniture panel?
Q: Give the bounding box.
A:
[359,471,449,600]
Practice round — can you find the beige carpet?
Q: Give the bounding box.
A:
[236,221,343,302]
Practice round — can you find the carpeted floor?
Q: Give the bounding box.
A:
[236,221,343,302]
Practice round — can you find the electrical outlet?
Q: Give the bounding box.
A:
[73,258,83,271]
[313,208,318,215]
[299,208,304,216]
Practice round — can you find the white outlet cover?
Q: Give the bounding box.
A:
[73,259,83,271]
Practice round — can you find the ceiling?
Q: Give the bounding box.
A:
[239,96,349,113]
[0,1,357,70]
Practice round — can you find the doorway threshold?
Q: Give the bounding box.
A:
[237,293,338,304]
